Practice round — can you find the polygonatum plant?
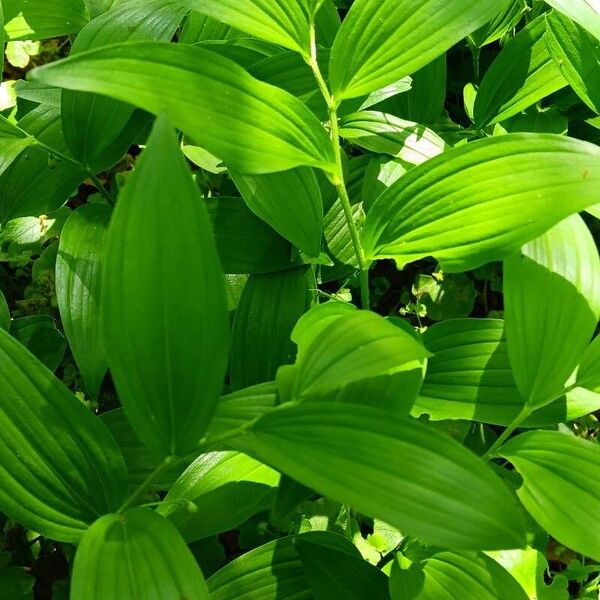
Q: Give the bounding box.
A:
[0,0,599,598]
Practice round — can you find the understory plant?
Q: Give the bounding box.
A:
[0,0,600,598]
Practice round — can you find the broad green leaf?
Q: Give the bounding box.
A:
[0,105,86,224]
[474,17,567,127]
[10,315,66,372]
[0,290,9,330]
[578,336,600,392]
[0,117,34,178]
[230,266,312,390]
[471,0,529,47]
[362,134,600,272]
[389,550,528,600]
[13,80,61,107]
[294,537,390,599]
[208,532,360,600]
[71,508,210,599]
[207,197,302,275]
[180,12,240,43]
[374,56,446,126]
[545,11,600,114]
[178,0,311,54]
[56,204,111,400]
[504,215,600,406]
[3,0,89,40]
[234,402,526,550]
[158,451,279,542]
[287,307,429,400]
[500,430,600,561]
[543,0,600,42]
[0,328,127,543]
[62,0,187,171]
[339,111,445,166]
[101,116,229,456]
[231,168,323,258]
[328,0,506,100]
[85,0,115,18]
[30,42,336,174]
[414,319,600,426]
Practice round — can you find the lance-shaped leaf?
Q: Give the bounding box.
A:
[230,266,312,390]
[504,214,600,406]
[339,111,445,166]
[85,0,115,19]
[0,328,128,543]
[208,532,361,599]
[56,204,111,400]
[500,430,600,561]
[414,319,600,426]
[231,168,323,258]
[177,0,310,55]
[71,508,210,599]
[158,451,279,542]
[3,0,89,41]
[578,336,600,392]
[0,117,35,178]
[389,550,528,600]
[62,0,187,171]
[30,41,335,174]
[233,403,526,550]
[544,0,600,42]
[101,116,229,456]
[474,17,567,127]
[362,134,600,272]
[0,105,86,224]
[328,0,505,100]
[545,10,600,115]
[0,290,9,331]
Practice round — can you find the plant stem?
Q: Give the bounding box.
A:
[118,456,175,513]
[305,24,371,308]
[481,405,532,461]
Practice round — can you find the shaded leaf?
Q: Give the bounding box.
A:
[10,315,66,372]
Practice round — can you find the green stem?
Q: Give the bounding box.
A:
[481,405,532,461]
[305,23,370,308]
[118,456,174,513]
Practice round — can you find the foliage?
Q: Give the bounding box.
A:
[0,0,599,598]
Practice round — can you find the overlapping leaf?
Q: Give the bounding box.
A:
[31,41,335,173]
[362,134,600,271]
[544,0,600,42]
[101,116,229,455]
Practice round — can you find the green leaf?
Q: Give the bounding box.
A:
[84,0,115,18]
[178,0,311,54]
[230,266,312,390]
[3,0,89,40]
[504,214,600,406]
[578,335,600,392]
[389,550,528,600]
[328,0,506,100]
[31,41,335,174]
[294,537,390,599]
[500,430,600,561]
[234,402,526,550]
[0,117,34,178]
[208,531,364,600]
[545,11,600,114]
[0,105,86,224]
[62,0,187,171]
[0,290,9,331]
[474,17,567,127]
[10,315,66,372]
[71,508,210,599]
[231,168,323,257]
[339,111,446,166]
[543,0,600,42]
[0,328,128,543]
[207,197,302,275]
[101,116,229,456]
[362,134,600,272]
[286,306,429,400]
[56,204,111,399]
[158,451,279,542]
[414,319,600,426]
